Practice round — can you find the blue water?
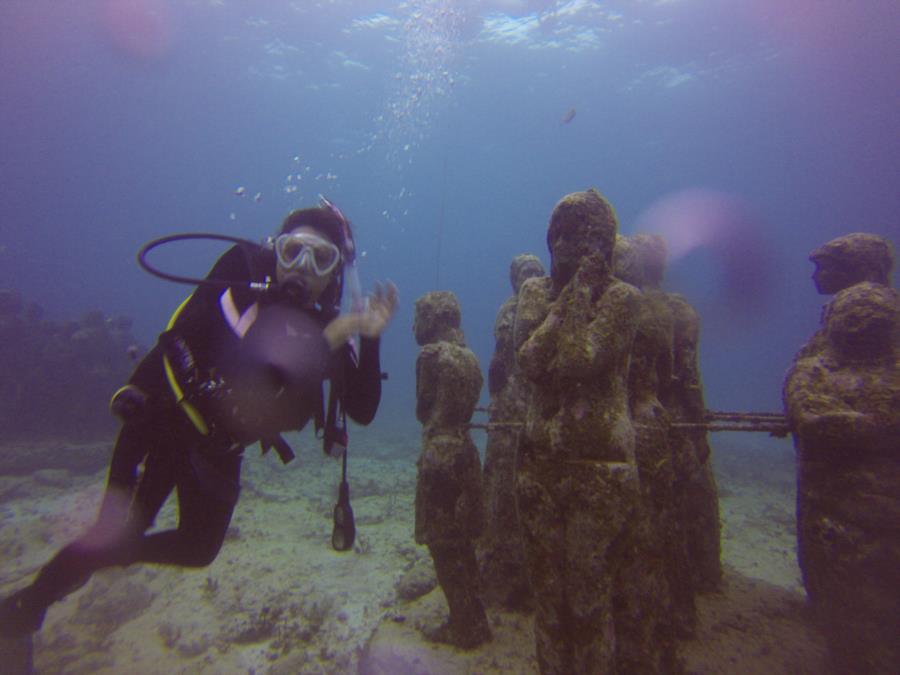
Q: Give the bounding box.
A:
[1,0,897,429]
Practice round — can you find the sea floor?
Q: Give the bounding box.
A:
[0,428,828,674]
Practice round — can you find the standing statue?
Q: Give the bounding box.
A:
[413,291,491,649]
[663,291,723,594]
[614,234,697,639]
[784,233,899,673]
[514,190,676,674]
[617,234,723,596]
[796,232,896,359]
[479,254,544,610]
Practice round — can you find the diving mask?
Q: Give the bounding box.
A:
[274,231,341,277]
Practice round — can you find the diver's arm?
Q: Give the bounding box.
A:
[343,337,382,425]
[327,282,395,423]
[323,281,398,350]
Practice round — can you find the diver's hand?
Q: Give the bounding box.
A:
[359,281,398,338]
[323,282,398,349]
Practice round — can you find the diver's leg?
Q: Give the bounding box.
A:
[0,422,158,637]
[135,449,242,568]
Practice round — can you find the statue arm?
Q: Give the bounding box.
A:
[561,282,638,378]
[415,347,438,425]
[795,410,883,456]
[518,305,560,383]
[514,278,554,382]
[784,358,899,456]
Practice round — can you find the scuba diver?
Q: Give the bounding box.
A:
[0,198,398,665]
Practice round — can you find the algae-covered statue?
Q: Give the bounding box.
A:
[797,232,895,359]
[662,286,723,595]
[514,190,676,674]
[614,234,697,640]
[478,254,544,611]
[617,234,723,598]
[784,233,899,673]
[413,291,491,649]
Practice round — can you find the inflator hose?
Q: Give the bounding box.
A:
[137,233,267,290]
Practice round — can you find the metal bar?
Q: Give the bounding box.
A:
[467,422,523,431]
[705,410,785,421]
[671,422,789,435]
[466,409,790,435]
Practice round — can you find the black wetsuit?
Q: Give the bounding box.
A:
[10,244,382,626]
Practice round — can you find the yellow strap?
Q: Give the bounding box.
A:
[109,384,134,413]
[166,295,192,331]
[163,294,210,436]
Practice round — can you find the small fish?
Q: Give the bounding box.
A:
[254,192,263,203]
[560,107,576,125]
[234,186,246,196]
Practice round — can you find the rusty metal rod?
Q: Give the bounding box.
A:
[705,410,785,421]
[671,422,789,434]
[467,422,522,431]
[467,410,789,435]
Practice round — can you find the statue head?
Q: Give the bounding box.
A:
[810,233,894,295]
[824,282,899,360]
[413,291,464,346]
[547,189,618,289]
[614,234,667,289]
[509,254,545,294]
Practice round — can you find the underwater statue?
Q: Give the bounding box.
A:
[413,291,491,649]
[478,253,544,611]
[514,189,677,674]
[784,233,899,674]
[617,233,723,598]
[614,234,697,640]
[797,232,895,359]
[662,291,723,595]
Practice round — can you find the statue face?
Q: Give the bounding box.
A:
[514,260,545,293]
[550,223,612,287]
[811,255,854,295]
[412,308,432,345]
[413,292,461,345]
[546,190,619,288]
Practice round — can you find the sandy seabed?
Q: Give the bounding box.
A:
[0,429,828,674]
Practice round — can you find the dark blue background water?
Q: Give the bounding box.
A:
[2,0,897,432]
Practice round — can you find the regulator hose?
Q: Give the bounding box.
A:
[137,233,271,291]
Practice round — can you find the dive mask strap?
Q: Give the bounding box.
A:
[318,194,356,264]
